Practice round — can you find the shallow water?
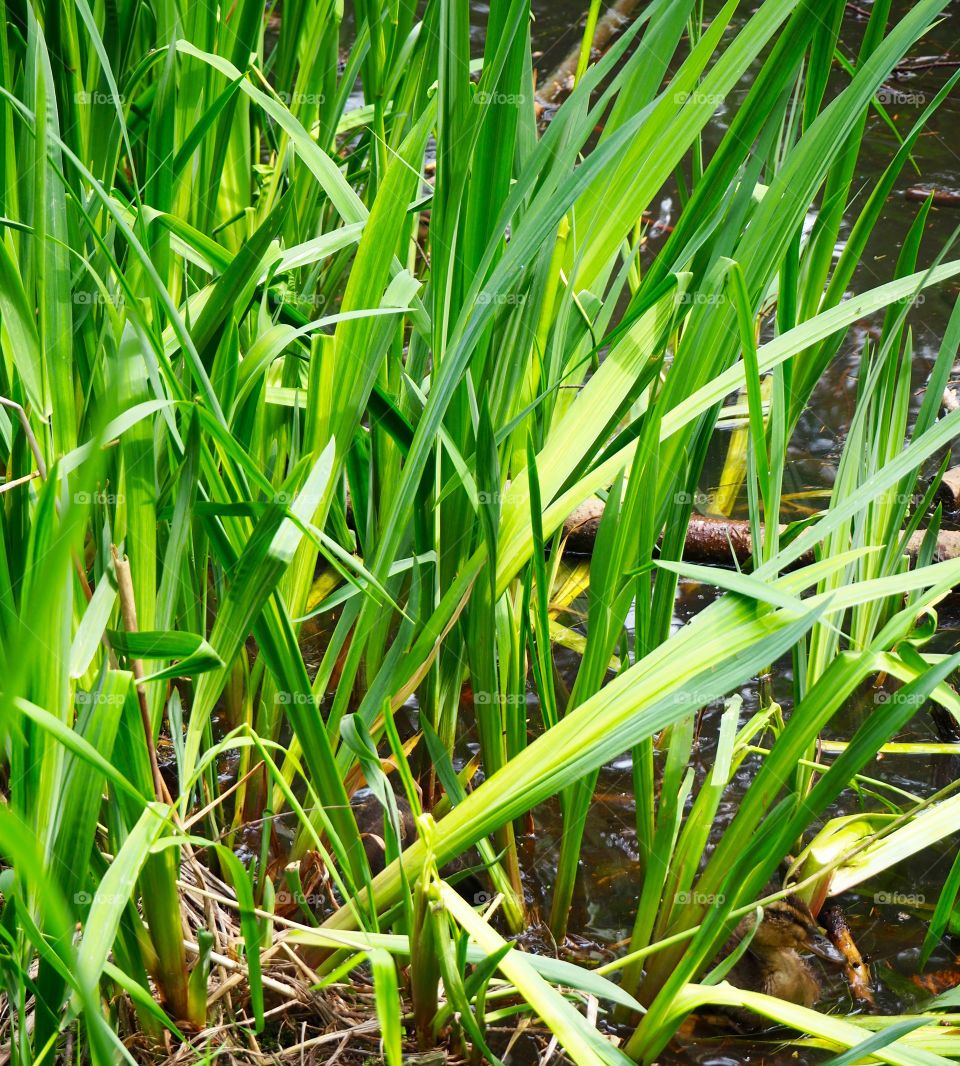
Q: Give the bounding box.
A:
[479,578,960,1064]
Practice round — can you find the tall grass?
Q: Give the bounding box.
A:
[1,0,960,1062]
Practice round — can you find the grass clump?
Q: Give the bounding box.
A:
[1,0,960,1062]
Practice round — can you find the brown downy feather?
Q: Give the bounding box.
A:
[719,896,843,1028]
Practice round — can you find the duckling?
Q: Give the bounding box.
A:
[350,788,487,901]
[721,896,843,1024]
[351,787,416,874]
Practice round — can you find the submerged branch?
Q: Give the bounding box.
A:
[536,0,642,105]
[561,498,960,565]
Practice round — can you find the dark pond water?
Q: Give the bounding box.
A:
[461,3,960,1062]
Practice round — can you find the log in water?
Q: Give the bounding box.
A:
[561,498,960,564]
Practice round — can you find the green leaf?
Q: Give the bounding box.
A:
[105,630,224,682]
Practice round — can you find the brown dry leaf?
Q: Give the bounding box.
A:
[911,969,960,995]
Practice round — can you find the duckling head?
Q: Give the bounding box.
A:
[754,896,844,963]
